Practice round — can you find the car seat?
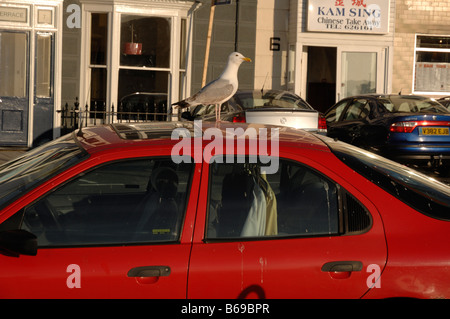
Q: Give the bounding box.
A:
[133,167,180,241]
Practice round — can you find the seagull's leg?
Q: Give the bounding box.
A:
[215,104,222,123]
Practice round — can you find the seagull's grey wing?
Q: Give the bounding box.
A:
[188,79,235,105]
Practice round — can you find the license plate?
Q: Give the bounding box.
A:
[421,127,450,135]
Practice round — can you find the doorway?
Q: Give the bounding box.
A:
[304,45,386,114]
[306,46,336,113]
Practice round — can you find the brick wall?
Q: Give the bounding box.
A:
[393,0,450,95]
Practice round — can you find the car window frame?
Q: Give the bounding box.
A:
[203,155,372,243]
[15,156,196,248]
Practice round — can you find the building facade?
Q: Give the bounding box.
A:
[0,0,63,147]
[1,0,450,147]
[393,0,450,97]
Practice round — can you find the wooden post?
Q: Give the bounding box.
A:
[202,0,216,87]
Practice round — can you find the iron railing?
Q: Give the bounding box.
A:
[58,98,172,135]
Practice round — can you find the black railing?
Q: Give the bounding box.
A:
[59,98,172,135]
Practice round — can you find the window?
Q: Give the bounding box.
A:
[20,158,194,246]
[0,31,28,98]
[35,32,53,98]
[118,15,170,106]
[206,160,340,239]
[342,99,369,121]
[325,99,348,123]
[414,35,450,93]
[89,13,108,114]
[0,134,87,212]
[323,135,450,221]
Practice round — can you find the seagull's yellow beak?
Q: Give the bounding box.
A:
[242,57,252,62]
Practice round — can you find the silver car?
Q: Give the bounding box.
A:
[181,90,327,132]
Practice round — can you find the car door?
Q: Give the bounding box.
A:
[0,155,200,298]
[327,99,370,145]
[187,154,387,299]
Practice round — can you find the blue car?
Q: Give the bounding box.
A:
[325,94,450,171]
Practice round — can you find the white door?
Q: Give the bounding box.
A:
[337,47,386,100]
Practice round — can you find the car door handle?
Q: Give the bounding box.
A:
[321,261,363,272]
[127,266,171,278]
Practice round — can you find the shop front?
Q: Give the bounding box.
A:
[78,0,198,123]
[0,0,63,147]
[290,0,394,113]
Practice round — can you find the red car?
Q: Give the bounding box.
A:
[0,122,449,299]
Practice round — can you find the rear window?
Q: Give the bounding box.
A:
[316,135,450,221]
[380,96,449,114]
[233,91,313,110]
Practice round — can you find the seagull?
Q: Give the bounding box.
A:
[172,52,251,122]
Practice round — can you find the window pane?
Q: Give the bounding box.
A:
[343,99,368,121]
[325,100,348,123]
[118,69,168,99]
[417,36,450,49]
[207,160,339,239]
[90,67,107,104]
[414,36,450,92]
[415,59,450,92]
[341,52,377,98]
[36,33,53,98]
[120,15,171,68]
[90,13,108,65]
[0,31,27,97]
[21,158,194,246]
[180,18,187,69]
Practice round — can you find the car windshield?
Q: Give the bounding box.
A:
[379,96,449,114]
[233,91,313,110]
[316,134,450,221]
[0,133,88,211]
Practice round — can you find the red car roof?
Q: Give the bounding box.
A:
[75,122,330,155]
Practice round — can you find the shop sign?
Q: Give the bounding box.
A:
[0,6,28,23]
[307,0,389,34]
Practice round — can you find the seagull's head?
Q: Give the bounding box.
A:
[229,52,252,65]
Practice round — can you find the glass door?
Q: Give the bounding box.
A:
[0,31,29,146]
[337,47,385,100]
[33,32,54,146]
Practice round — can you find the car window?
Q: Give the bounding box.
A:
[0,134,87,211]
[385,96,449,114]
[342,99,369,121]
[233,92,312,110]
[316,134,450,221]
[19,158,194,247]
[206,160,340,239]
[325,100,348,123]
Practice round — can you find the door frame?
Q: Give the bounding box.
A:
[336,46,387,101]
[299,44,390,107]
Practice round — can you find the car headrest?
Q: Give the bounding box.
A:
[151,167,178,198]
